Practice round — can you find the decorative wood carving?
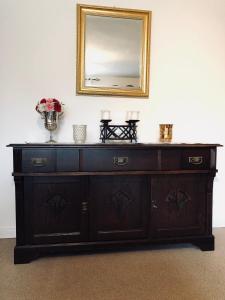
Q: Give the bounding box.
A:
[165,189,190,212]
[111,188,133,220]
[45,194,68,215]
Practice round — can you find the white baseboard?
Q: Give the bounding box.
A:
[0,227,16,238]
[0,226,224,239]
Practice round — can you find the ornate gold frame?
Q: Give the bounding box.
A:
[76,4,151,97]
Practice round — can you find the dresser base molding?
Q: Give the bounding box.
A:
[14,235,215,264]
[8,143,221,264]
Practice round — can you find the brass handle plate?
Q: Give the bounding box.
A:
[152,199,158,209]
[31,157,48,167]
[113,156,129,166]
[81,202,88,213]
[188,156,203,165]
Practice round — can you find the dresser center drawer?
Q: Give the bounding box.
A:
[80,149,158,171]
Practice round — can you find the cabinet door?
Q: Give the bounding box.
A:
[89,175,150,241]
[24,177,88,244]
[151,174,207,238]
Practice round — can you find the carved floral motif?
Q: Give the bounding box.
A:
[46,194,67,214]
[166,189,190,212]
[111,185,134,219]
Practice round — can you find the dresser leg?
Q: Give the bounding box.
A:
[14,246,40,264]
[193,236,215,251]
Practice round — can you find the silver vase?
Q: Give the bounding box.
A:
[43,111,59,143]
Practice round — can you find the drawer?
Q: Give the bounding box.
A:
[22,149,55,172]
[161,149,181,170]
[22,149,79,172]
[181,149,210,169]
[56,149,79,172]
[80,149,158,171]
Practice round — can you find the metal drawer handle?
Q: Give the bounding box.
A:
[152,199,158,209]
[31,157,48,167]
[81,202,88,213]
[188,156,203,165]
[113,156,129,166]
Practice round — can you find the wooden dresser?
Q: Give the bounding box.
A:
[8,143,221,263]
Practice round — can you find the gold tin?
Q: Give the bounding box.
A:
[159,124,173,143]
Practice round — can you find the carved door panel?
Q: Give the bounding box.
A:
[151,174,207,238]
[24,177,88,244]
[89,175,150,241]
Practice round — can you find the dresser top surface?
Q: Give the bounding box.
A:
[7,143,222,149]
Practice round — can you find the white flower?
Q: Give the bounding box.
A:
[38,103,46,113]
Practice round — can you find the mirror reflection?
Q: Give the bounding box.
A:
[85,15,142,89]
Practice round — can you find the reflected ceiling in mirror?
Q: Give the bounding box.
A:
[77,4,151,97]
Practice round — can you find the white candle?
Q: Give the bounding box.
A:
[101,110,111,120]
[131,111,140,120]
[126,111,132,121]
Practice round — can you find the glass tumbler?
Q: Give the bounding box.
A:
[73,125,87,144]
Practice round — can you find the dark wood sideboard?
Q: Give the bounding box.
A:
[8,143,221,264]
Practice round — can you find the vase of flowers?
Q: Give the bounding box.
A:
[36,98,64,143]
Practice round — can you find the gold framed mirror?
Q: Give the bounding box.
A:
[76,4,151,97]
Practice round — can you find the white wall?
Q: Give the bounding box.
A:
[0,0,224,237]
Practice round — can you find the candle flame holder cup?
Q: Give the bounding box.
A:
[159,124,173,143]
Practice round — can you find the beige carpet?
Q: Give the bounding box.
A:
[1,229,225,300]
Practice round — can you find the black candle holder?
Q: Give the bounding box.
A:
[100,119,139,143]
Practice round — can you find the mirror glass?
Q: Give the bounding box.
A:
[77,5,151,97]
[85,15,142,89]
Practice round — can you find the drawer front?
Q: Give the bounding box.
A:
[181,149,210,170]
[22,149,55,172]
[56,149,79,172]
[81,149,158,171]
[22,149,79,172]
[161,149,181,170]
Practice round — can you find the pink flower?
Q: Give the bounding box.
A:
[46,103,54,111]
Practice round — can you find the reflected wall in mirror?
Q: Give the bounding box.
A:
[77,4,151,97]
